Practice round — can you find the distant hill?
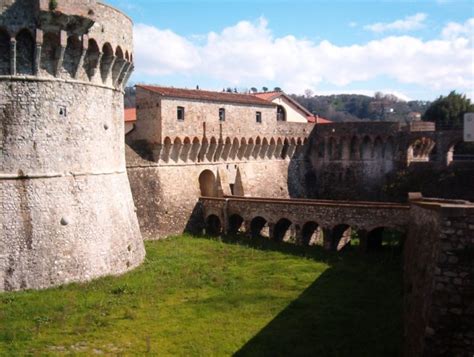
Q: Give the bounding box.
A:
[290,92,431,123]
[124,87,430,123]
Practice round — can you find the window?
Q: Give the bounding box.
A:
[219,108,225,121]
[277,105,286,121]
[256,111,262,123]
[177,106,185,121]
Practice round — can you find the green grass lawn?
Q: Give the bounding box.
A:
[0,235,402,356]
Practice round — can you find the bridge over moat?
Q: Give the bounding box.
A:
[199,196,410,251]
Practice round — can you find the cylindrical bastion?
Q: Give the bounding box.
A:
[0,0,145,292]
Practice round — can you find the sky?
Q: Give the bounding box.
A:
[108,0,474,101]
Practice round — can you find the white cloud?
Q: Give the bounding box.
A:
[349,22,358,28]
[133,17,474,99]
[441,18,474,39]
[364,13,427,33]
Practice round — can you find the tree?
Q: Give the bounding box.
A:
[423,91,474,129]
[262,87,268,92]
[250,87,258,93]
[304,89,314,98]
[274,87,282,92]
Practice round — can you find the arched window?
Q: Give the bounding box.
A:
[277,105,286,121]
[0,27,11,75]
[16,29,34,75]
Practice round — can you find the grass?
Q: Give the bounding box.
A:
[0,235,402,356]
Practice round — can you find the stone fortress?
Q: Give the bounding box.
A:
[0,0,144,292]
[1,1,473,356]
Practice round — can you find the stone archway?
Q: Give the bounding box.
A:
[199,170,216,197]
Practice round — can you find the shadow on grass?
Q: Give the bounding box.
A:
[200,234,402,357]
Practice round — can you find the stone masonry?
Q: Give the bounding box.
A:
[0,0,144,292]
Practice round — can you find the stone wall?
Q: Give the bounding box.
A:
[306,122,467,201]
[404,200,474,356]
[0,0,144,292]
[126,145,296,239]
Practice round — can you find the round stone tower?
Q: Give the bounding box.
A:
[0,0,145,291]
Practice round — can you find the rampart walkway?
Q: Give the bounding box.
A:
[200,196,410,251]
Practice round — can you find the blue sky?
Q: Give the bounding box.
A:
[109,0,474,101]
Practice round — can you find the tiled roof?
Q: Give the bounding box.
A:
[138,85,276,107]
[124,108,136,122]
[253,91,282,102]
[308,115,332,124]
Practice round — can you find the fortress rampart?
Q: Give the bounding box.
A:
[0,0,144,292]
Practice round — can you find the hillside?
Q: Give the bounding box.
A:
[290,93,430,123]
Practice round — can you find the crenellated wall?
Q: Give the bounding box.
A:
[0,0,144,292]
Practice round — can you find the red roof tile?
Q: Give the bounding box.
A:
[124,108,136,122]
[138,85,276,107]
[308,115,332,124]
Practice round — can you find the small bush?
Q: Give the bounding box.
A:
[49,0,58,11]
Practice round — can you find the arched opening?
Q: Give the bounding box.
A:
[0,27,10,75]
[189,137,200,162]
[162,137,172,163]
[84,38,100,80]
[40,32,59,76]
[301,221,322,246]
[230,138,239,160]
[287,138,297,158]
[350,136,359,160]
[367,227,404,252]
[317,139,325,159]
[205,215,222,236]
[340,137,350,160]
[267,138,276,159]
[332,224,352,251]
[206,137,218,162]
[199,170,216,197]
[384,137,394,160]
[198,137,209,162]
[170,137,182,163]
[260,138,269,159]
[15,29,34,75]
[274,218,293,242]
[228,214,244,235]
[213,138,225,162]
[275,138,284,159]
[244,138,254,160]
[180,137,191,162]
[221,138,232,161]
[448,141,474,164]
[277,105,286,121]
[252,137,261,159]
[373,137,384,159]
[281,138,290,159]
[100,43,114,83]
[360,136,372,160]
[328,137,336,160]
[112,46,124,84]
[250,216,269,238]
[63,35,82,78]
[408,137,436,162]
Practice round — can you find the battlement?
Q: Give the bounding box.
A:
[0,0,133,90]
